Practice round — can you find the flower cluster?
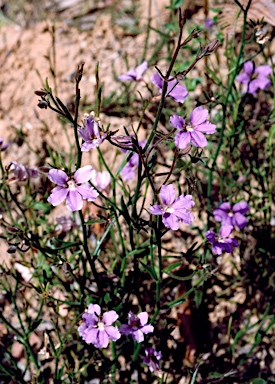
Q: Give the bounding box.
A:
[236,61,272,95]
[79,305,155,349]
[206,201,249,255]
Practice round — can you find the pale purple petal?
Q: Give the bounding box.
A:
[137,312,148,326]
[78,323,87,337]
[48,169,68,186]
[172,195,195,210]
[118,71,137,81]
[170,115,185,129]
[149,205,164,215]
[195,121,216,134]
[140,324,154,334]
[102,310,118,326]
[151,73,163,88]
[168,82,188,103]
[177,210,194,225]
[220,224,233,238]
[163,213,179,230]
[48,186,68,206]
[219,202,231,211]
[87,304,101,316]
[74,165,94,183]
[97,330,109,348]
[135,61,148,80]
[133,330,145,342]
[232,201,249,214]
[78,127,91,141]
[86,117,99,137]
[243,61,254,76]
[190,106,209,126]
[236,72,250,84]
[66,190,83,211]
[105,326,121,341]
[85,328,99,344]
[160,184,176,206]
[174,131,191,149]
[226,238,239,247]
[232,212,248,229]
[256,65,272,77]
[190,131,208,148]
[76,184,98,201]
[213,208,229,223]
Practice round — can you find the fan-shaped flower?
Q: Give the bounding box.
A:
[213,201,249,229]
[205,225,239,255]
[118,61,148,82]
[236,61,272,95]
[120,311,154,342]
[78,304,121,348]
[78,116,106,151]
[149,184,194,230]
[170,106,216,150]
[47,166,98,212]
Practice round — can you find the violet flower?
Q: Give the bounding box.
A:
[205,225,239,255]
[78,304,121,348]
[9,162,39,182]
[0,138,10,151]
[151,73,188,103]
[236,61,272,95]
[120,311,154,342]
[149,184,194,230]
[118,61,148,82]
[143,347,162,372]
[170,106,216,150]
[213,201,249,229]
[120,140,146,181]
[91,170,111,192]
[47,165,98,212]
[78,116,107,151]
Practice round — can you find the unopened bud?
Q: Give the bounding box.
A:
[34,90,48,97]
[37,100,48,109]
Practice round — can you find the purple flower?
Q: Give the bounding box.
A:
[236,61,272,95]
[170,106,216,150]
[78,116,107,151]
[213,201,249,229]
[120,311,154,342]
[91,170,111,192]
[151,73,188,103]
[143,347,162,372]
[78,304,121,348]
[205,18,214,29]
[205,225,239,255]
[47,165,98,212]
[9,162,39,182]
[0,138,10,151]
[118,61,148,82]
[120,140,146,181]
[149,184,194,230]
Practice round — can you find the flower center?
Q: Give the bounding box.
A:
[228,211,233,217]
[67,179,76,190]
[97,321,105,330]
[186,124,194,132]
[164,205,174,214]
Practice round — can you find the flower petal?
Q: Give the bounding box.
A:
[220,224,233,238]
[163,213,179,230]
[140,324,154,334]
[168,82,188,103]
[48,186,68,206]
[48,169,68,186]
[66,190,83,211]
[105,326,121,342]
[170,115,185,129]
[135,61,148,80]
[190,131,208,148]
[87,304,101,316]
[174,131,191,149]
[85,328,99,345]
[232,201,249,214]
[74,166,94,183]
[76,184,98,201]
[151,73,163,89]
[102,310,118,326]
[97,330,109,348]
[195,121,216,134]
[190,106,208,126]
[205,230,216,243]
[232,212,248,229]
[160,184,176,206]
[148,205,164,215]
[133,329,145,342]
[243,61,254,76]
[137,312,148,326]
